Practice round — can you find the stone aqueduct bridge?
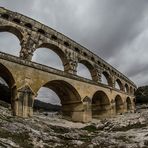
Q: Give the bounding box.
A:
[0,7,136,122]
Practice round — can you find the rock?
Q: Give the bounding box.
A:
[0,138,20,148]
[1,103,148,147]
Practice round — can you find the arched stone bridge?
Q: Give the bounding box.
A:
[0,7,136,122]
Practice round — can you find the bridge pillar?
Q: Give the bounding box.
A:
[92,65,102,82]
[62,98,92,123]
[20,32,37,60]
[82,97,92,122]
[92,69,101,82]
[126,99,135,113]
[64,60,78,74]
[14,85,34,117]
[111,100,116,115]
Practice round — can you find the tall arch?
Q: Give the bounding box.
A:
[92,90,110,118]
[115,79,124,91]
[77,60,94,80]
[126,97,132,111]
[33,43,68,69]
[101,71,113,86]
[0,63,16,114]
[115,95,124,114]
[0,63,15,88]
[35,80,82,118]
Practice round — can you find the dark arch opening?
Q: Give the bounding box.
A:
[0,63,16,113]
[25,23,32,29]
[1,13,9,19]
[92,91,110,118]
[32,43,68,70]
[115,95,123,114]
[34,80,81,118]
[126,97,132,111]
[125,84,129,93]
[115,79,124,91]
[51,35,57,40]
[101,71,113,86]
[38,29,45,35]
[64,41,70,47]
[13,18,21,24]
[77,60,94,80]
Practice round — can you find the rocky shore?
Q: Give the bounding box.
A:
[0,101,148,148]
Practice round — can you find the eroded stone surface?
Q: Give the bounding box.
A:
[1,103,148,148]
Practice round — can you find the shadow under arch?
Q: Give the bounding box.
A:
[0,25,23,41]
[115,95,124,114]
[0,63,15,88]
[77,60,95,80]
[33,43,68,69]
[0,63,16,114]
[92,90,111,118]
[126,97,132,111]
[125,83,129,93]
[101,71,113,86]
[35,80,82,119]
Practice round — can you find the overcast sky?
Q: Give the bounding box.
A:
[0,0,148,103]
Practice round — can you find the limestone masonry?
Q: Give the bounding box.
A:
[0,7,136,122]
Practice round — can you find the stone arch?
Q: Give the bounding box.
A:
[130,86,133,95]
[0,63,16,114]
[101,71,113,86]
[35,80,82,119]
[92,90,111,118]
[33,43,68,70]
[126,97,132,111]
[115,95,124,114]
[0,63,15,88]
[115,79,124,91]
[125,83,129,93]
[77,60,95,80]
[0,25,23,41]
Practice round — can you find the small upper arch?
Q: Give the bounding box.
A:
[77,59,95,80]
[34,42,68,67]
[0,25,23,41]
